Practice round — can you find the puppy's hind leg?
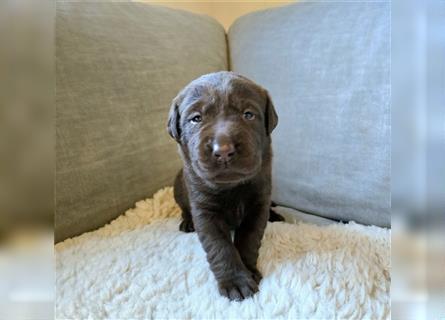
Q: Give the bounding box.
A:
[179,210,195,233]
[268,201,285,222]
[174,169,195,233]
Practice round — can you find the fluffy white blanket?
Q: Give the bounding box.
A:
[56,187,390,319]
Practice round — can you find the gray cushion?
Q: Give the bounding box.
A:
[56,3,227,242]
[228,2,390,227]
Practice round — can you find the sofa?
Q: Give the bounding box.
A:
[56,2,390,243]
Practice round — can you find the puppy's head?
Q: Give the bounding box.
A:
[167,71,278,185]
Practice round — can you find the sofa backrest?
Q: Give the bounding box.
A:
[56,2,227,242]
[229,2,390,227]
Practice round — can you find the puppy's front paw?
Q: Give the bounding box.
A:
[218,271,258,301]
[248,267,263,284]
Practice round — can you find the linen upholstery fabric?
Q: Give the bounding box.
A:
[56,3,227,242]
[228,2,390,227]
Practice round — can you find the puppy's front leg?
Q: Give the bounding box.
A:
[193,212,258,301]
[234,201,269,284]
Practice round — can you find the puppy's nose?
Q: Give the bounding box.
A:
[212,142,235,162]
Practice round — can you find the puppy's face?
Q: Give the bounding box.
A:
[168,72,278,185]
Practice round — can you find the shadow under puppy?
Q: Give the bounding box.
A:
[167,71,283,301]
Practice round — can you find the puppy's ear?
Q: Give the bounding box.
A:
[167,96,182,142]
[265,91,278,135]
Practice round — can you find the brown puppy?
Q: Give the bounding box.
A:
[167,71,281,301]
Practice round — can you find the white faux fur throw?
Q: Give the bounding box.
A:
[56,187,390,319]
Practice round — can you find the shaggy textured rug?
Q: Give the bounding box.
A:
[56,188,390,319]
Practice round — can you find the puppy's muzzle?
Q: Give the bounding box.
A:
[212,136,236,164]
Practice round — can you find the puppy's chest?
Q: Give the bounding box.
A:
[224,201,247,229]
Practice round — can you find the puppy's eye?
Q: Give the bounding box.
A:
[243,111,255,120]
[189,115,202,123]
